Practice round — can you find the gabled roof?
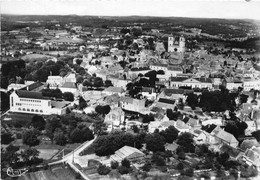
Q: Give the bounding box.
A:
[104,87,124,93]
[158,98,175,105]
[111,145,144,162]
[170,77,189,82]
[167,66,183,71]
[240,139,260,151]
[194,78,212,83]
[15,90,48,100]
[163,88,194,96]
[60,82,77,89]
[20,81,44,91]
[244,146,260,166]
[150,63,168,67]
[212,126,238,145]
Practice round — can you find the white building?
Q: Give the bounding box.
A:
[120,97,146,113]
[243,78,260,91]
[10,90,70,115]
[7,83,27,91]
[46,76,64,88]
[170,77,213,89]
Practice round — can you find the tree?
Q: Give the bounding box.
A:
[160,126,179,143]
[152,153,166,166]
[118,166,130,175]
[177,132,195,153]
[45,116,61,141]
[95,105,111,116]
[31,115,46,131]
[176,162,184,170]
[0,92,10,111]
[20,147,40,165]
[224,121,239,138]
[1,132,15,144]
[110,161,119,169]
[104,80,113,87]
[217,152,230,165]
[182,168,194,177]
[142,161,152,172]
[145,70,157,87]
[1,144,20,168]
[93,77,104,88]
[186,93,198,110]
[97,164,111,175]
[79,96,87,110]
[157,70,165,75]
[22,129,40,146]
[142,114,155,123]
[63,92,74,102]
[121,158,131,168]
[252,130,260,142]
[145,133,165,152]
[53,129,67,146]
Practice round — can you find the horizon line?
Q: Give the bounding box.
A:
[2,13,260,21]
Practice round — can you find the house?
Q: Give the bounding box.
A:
[120,97,146,113]
[242,146,260,167]
[167,65,183,77]
[211,126,239,148]
[243,78,260,91]
[20,81,44,92]
[223,77,243,90]
[165,142,179,152]
[251,110,260,130]
[64,73,77,83]
[108,76,132,88]
[103,87,125,96]
[175,119,190,133]
[110,146,145,163]
[219,143,244,160]
[60,82,78,96]
[104,107,125,127]
[149,64,183,78]
[157,88,193,101]
[141,87,157,100]
[46,76,64,88]
[155,98,176,110]
[186,118,201,130]
[9,90,70,115]
[7,83,27,91]
[149,120,176,133]
[201,118,223,126]
[240,139,260,152]
[170,77,213,89]
[195,130,214,145]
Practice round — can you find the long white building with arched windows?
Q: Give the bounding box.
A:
[10,90,71,115]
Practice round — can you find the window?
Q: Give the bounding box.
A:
[27,109,30,111]
[18,108,21,111]
[23,108,26,111]
[31,109,34,112]
[40,110,43,113]
[36,110,39,112]
[11,97,13,107]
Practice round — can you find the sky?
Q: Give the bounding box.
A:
[1,0,260,20]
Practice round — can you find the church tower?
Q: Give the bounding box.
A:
[179,35,185,53]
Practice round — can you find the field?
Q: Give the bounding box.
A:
[17,166,78,180]
[21,54,55,62]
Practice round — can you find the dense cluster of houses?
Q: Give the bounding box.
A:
[4,24,260,177]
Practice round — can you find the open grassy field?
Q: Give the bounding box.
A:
[21,54,55,62]
[17,166,78,180]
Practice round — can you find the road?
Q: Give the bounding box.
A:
[49,137,96,165]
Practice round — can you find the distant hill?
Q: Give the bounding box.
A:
[1,14,258,38]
